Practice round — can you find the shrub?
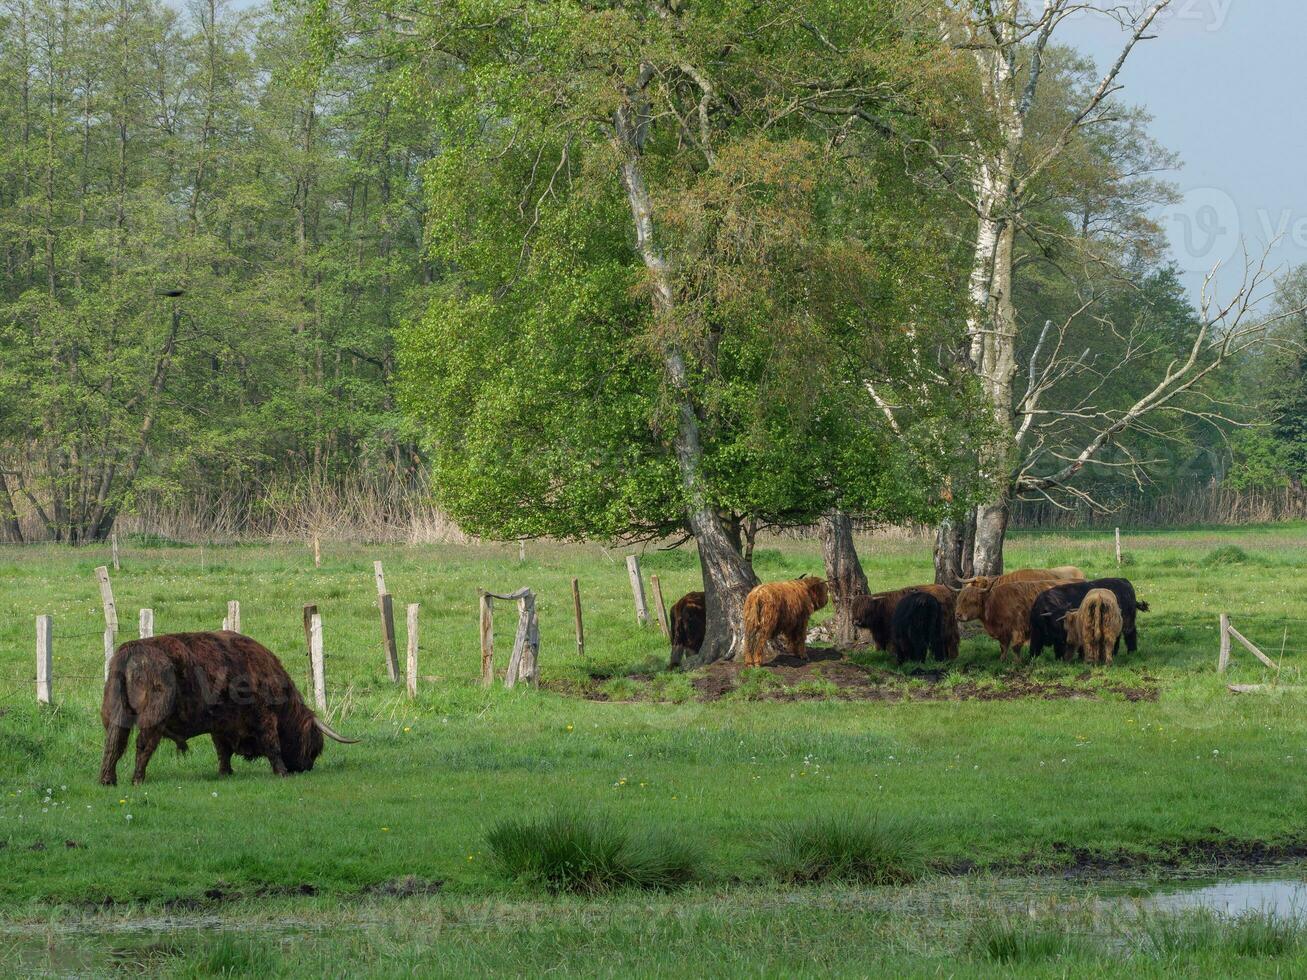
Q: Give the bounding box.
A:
[485,809,699,895]
[761,815,925,885]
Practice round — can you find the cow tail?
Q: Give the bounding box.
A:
[102,648,134,731]
[742,592,769,668]
[1137,599,1151,613]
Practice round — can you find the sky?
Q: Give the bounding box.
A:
[1061,0,1307,307]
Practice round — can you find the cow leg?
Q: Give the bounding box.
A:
[1125,625,1138,653]
[213,735,235,777]
[792,625,808,661]
[258,711,290,776]
[131,727,164,785]
[99,723,131,787]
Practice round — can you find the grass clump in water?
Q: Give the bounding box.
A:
[967,917,1096,964]
[485,809,699,895]
[1142,910,1302,959]
[761,815,925,885]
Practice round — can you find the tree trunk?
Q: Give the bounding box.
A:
[934,510,976,587]
[973,496,1009,577]
[819,510,869,648]
[966,202,1019,578]
[614,97,756,666]
[0,475,23,543]
[688,511,761,667]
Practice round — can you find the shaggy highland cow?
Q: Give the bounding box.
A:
[956,579,1061,662]
[889,590,951,665]
[955,567,1085,621]
[100,631,357,786]
[1030,578,1147,661]
[742,576,829,668]
[1064,588,1123,665]
[851,585,959,659]
[669,591,706,666]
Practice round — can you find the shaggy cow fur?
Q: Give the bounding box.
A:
[1064,589,1123,666]
[851,585,959,659]
[956,567,1085,621]
[960,580,1061,662]
[742,577,829,668]
[99,631,355,786]
[669,591,706,663]
[1029,578,1148,661]
[890,591,950,665]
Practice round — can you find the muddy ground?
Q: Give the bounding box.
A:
[551,647,1159,704]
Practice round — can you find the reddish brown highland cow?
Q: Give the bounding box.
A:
[100,631,357,786]
[742,577,829,668]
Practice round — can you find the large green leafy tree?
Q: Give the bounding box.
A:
[327,0,987,662]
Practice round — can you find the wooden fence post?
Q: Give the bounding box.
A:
[380,593,400,683]
[518,539,526,563]
[1227,619,1280,672]
[479,592,494,687]
[36,615,52,705]
[649,574,670,638]
[505,591,539,688]
[524,594,540,688]
[626,555,650,626]
[313,534,321,569]
[406,603,420,699]
[223,600,240,633]
[308,609,326,713]
[1218,613,1231,673]
[302,604,318,701]
[139,608,154,638]
[571,577,585,658]
[96,566,118,680]
[1115,527,1122,566]
[373,561,400,683]
[111,531,120,572]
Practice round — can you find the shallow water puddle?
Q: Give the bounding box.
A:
[1138,876,1307,919]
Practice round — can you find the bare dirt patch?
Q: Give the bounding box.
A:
[551,648,1158,704]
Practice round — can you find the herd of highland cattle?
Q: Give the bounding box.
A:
[672,565,1149,669]
[98,562,1147,787]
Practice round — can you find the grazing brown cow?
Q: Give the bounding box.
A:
[100,632,358,786]
[851,585,960,659]
[957,580,1060,662]
[1064,589,1124,666]
[955,567,1084,622]
[669,591,706,664]
[742,577,829,668]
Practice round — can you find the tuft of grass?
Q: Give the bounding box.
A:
[731,666,787,700]
[761,815,926,886]
[485,809,700,895]
[967,918,1095,964]
[172,935,285,978]
[600,677,645,701]
[1142,911,1302,959]
[1205,544,1250,566]
[650,671,694,703]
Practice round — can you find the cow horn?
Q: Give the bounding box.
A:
[314,717,360,744]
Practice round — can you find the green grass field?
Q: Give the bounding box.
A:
[3,526,1307,976]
